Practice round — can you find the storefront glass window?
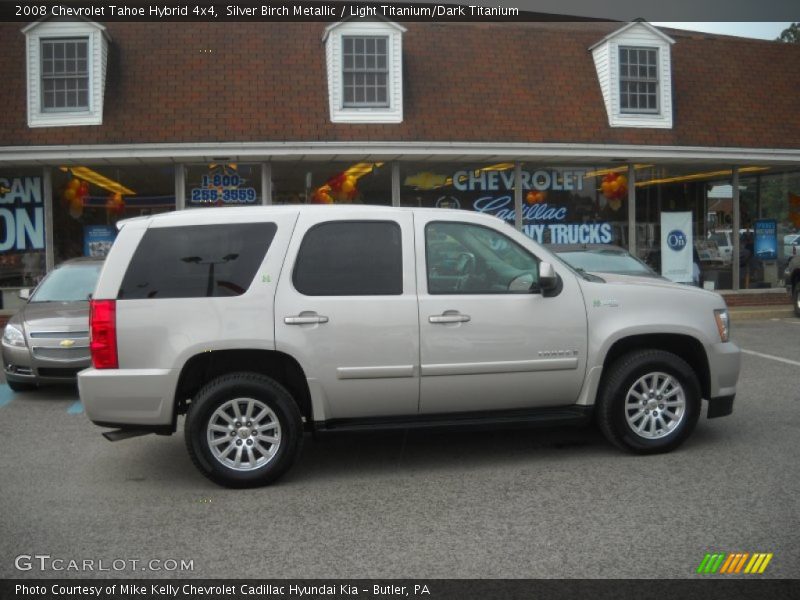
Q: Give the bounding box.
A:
[399,162,628,247]
[185,163,263,207]
[633,164,734,288]
[53,165,175,264]
[271,161,391,205]
[739,168,800,289]
[0,169,47,308]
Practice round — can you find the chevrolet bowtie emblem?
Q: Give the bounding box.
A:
[59,339,75,348]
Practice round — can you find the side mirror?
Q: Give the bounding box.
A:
[18,288,31,301]
[539,262,559,294]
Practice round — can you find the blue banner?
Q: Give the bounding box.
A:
[84,225,116,258]
[754,219,777,260]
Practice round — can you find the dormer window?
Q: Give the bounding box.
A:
[342,36,389,108]
[23,19,110,128]
[590,21,674,129]
[324,19,405,124]
[41,38,90,111]
[619,47,659,114]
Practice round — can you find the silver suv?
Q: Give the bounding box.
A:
[3,258,103,391]
[79,206,740,487]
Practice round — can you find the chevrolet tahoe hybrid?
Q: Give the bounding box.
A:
[78,206,740,487]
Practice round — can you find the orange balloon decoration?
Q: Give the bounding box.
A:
[525,191,546,205]
[601,172,628,206]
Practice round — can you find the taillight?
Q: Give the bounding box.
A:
[90,299,118,369]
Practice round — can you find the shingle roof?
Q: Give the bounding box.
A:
[1,21,798,149]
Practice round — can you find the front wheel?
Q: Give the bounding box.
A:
[596,350,701,454]
[793,283,800,318]
[185,372,303,488]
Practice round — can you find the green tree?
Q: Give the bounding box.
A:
[777,22,799,43]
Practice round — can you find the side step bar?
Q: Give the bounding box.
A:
[102,429,156,442]
[314,406,593,434]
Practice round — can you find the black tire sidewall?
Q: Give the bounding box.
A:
[602,351,701,453]
[185,373,302,487]
[793,283,800,318]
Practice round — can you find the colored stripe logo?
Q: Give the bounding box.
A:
[697,552,773,574]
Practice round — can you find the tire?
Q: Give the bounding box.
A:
[6,379,36,392]
[185,372,303,488]
[596,350,701,454]
[793,283,800,318]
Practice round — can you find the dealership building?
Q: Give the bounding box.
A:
[1,17,799,315]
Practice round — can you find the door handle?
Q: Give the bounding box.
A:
[429,313,471,324]
[284,314,329,325]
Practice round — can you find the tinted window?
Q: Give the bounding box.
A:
[426,222,539,294]
[293,221,402,296]
[119,223,276,299]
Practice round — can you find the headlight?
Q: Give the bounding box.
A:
[2,323,27,347]
[714,309,730,343]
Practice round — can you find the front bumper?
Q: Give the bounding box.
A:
[707,394,735,418]
[2,340,89,384]
[706,341,741,400]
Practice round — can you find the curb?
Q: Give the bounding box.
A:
[729,307,796,322]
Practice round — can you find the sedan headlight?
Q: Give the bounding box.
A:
[714,309,730,343]
[2,323,27,347]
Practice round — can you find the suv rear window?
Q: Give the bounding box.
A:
[293,221,402,296]
[118,223,276,299]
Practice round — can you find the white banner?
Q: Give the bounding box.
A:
[660,212,693,283]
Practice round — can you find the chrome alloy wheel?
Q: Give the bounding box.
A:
[206,398,282,471]
[624,371,686,440]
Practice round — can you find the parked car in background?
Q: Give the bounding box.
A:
[785,254,800,317]
[708,230,740,265]
[2,258,103,391]
[783,233,800,259]
[549,243,661,278]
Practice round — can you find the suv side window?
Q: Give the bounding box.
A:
[118,222,277,299]
[293,221,402,296]
[426,222,539,294]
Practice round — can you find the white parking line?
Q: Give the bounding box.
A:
[741,349,800,367]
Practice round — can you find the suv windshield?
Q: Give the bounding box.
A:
[30,263,102,302]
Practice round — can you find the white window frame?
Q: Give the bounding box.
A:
[40,37,91,113]
[618,46,660,115]
[341,35,390,108]
[23,20,110,128]
[324,20,405,124]
[590,21,674,129]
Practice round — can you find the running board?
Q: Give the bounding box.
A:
[314,406,592,434]
[102,429,155,442]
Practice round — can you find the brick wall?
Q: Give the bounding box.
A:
[1,21,798,148]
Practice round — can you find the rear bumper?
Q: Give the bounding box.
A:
[78,368,176,427]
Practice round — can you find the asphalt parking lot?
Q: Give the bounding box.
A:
[0,317,798,580]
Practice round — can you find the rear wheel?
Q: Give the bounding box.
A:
[185,372,303,487]
[6,379,36,392]
[793,282,800,318]
[597,350,701,454]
